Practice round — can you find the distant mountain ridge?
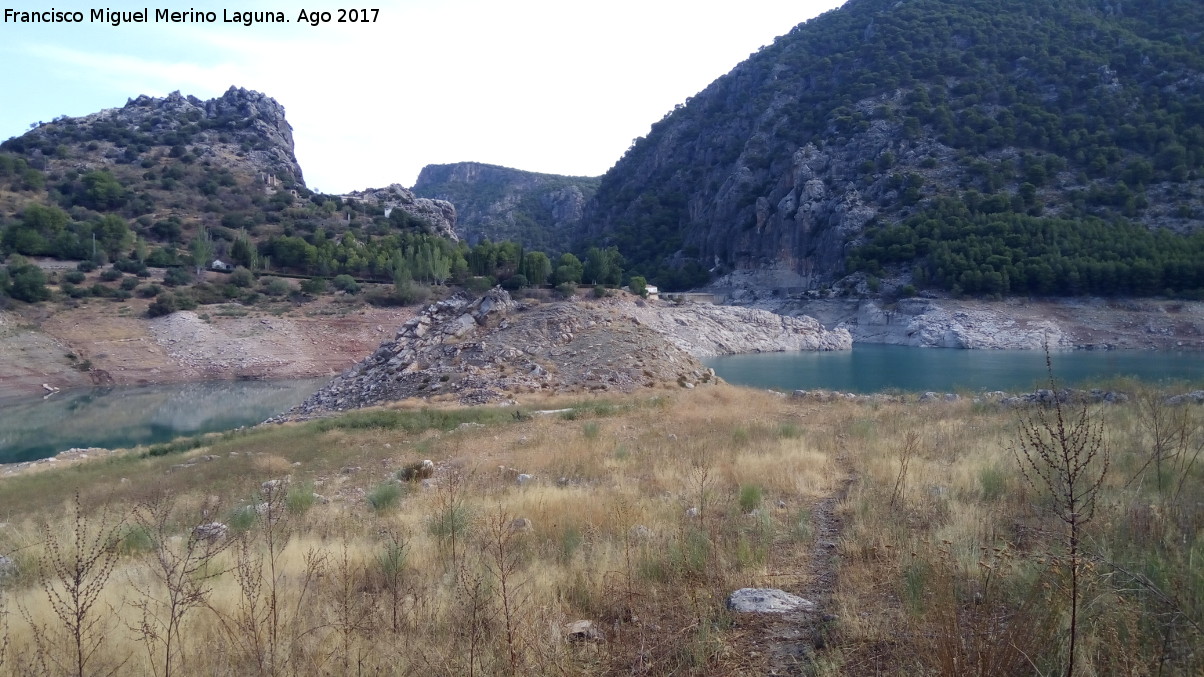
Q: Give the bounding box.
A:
[412,162,599,253]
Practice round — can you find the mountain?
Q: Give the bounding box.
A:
[0,87,459,273]
[582,0,1204,296]
[413,162,599,253]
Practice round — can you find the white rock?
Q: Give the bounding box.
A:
[727,588,815,613]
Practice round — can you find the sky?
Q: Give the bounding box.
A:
[2,0,846,194]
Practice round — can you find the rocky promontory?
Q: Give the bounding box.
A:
[281,289,850,418]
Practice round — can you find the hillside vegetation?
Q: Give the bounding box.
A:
[1,383,1201,675]
[582,0,1204,294]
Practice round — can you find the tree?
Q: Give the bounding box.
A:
[552,252,583,285]
[629,275,649,298]
[91,215,133,259]
[190,226,213,275]
[521,251,552,287]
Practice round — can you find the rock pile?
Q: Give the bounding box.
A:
[277,289,849,419]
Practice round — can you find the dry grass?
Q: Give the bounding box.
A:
[1,383,1202,675]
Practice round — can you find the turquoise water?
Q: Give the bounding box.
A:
[0,378,324,464]
[705,345,1204,394]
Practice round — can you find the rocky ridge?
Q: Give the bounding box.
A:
[281,289,850,418]
[17,87,305,184]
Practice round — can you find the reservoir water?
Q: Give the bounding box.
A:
[4,347,1203,465]
[0,378,323,464]
[706,344,1204,394]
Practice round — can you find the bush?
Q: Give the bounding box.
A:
[592,285,610,298]
[147,293,177,317]
[229,266,254,288]
[75,260,97,272]
[112,258,147,275]
[331,274,359,294]
[299,277,327,294]
[136,283,161,298]
[163,267,191,287]
[261,277,290,296]
[501,273,528,291]
[464,276,494,294]
[555,282,577,298]
[120,276,139,291]
[63,270,86,284]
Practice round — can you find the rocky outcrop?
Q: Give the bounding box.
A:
[340,183,458,241]
[17,87,304,184]
[628,301,851,356]
[279,289,849,418]
[413,162,600,251]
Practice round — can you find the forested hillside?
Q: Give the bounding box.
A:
[582,0,1204,295]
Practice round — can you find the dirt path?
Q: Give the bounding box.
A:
[763,461,858,675]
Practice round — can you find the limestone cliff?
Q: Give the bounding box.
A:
[413,162,600,252]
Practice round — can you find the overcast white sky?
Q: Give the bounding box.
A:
[2,0,845,194]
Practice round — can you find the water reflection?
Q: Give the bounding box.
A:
[0,379,325,464]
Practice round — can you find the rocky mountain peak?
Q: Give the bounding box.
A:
[16,86,303,185]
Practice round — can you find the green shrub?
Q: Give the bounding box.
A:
[331,274,359,294]
[136,283,161,298]
[163,267,191,286]
[229,266,254,288]
[367,482,403,512]
[120,276,139,291]
[147,293,177,317]
[261,277,290,296]
[300,277,327,294]
[63,270,86,284]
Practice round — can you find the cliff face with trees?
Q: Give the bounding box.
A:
[580,0,1204,295]
[413,162,600,254]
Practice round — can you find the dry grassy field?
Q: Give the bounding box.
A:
[0,382,1200,676]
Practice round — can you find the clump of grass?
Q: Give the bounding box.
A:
[366,482,403,512]
[978,464,1007,501]
[582,422,600,440]
[227,505,258,532]
[738,484,764,513]
[110,523,156,555]
[285,482,316,515]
